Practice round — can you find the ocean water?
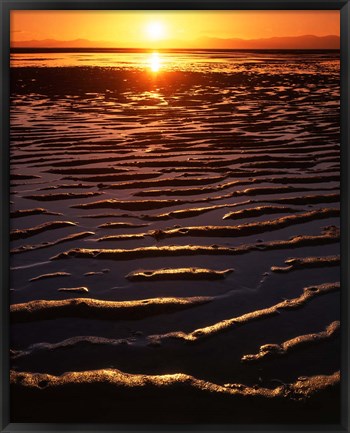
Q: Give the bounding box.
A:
[11,48,340,74]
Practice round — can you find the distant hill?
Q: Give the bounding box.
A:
[11,34,340,49]
[195,35,340,49]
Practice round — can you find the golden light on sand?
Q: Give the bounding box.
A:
[149,52,161,72]
[146,22,165,40]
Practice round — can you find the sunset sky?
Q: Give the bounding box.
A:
[11,10,340,48]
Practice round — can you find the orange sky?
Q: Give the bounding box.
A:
[11,10,340,48]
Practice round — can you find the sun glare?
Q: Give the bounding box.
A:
[149,52,161,72]
[146,22,165,40]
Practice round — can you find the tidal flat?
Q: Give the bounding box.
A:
[10,49,340,423]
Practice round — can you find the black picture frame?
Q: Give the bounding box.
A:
[1,1,349,431]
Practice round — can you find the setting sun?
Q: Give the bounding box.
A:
[146,22,165,40]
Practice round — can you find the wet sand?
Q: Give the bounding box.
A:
[10,51,340,424]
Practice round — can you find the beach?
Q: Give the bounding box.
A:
[9,49,340,423]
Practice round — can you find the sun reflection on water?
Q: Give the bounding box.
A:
[148,52,161,72]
